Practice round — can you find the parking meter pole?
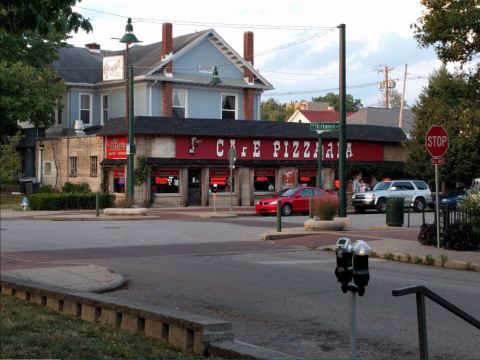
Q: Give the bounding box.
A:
[276,200,282,232]
[95,191,100,217]
[350,291,357,360]
[230,166,233,216]
[435,164,440,248]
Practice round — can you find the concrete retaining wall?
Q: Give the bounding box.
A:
[0,276,232,355]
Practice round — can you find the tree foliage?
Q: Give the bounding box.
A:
[311,92,363,112]
[405,67,480,186]
[0,132,23,187]
[0,0,92,137]
[412,0,480,66]
[261,98,288,121]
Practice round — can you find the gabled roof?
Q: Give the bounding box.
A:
[97,117,407,143]
[288,109,354,123]
[52,29,272,89]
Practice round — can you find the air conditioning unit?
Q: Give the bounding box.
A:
[73,120,85,135]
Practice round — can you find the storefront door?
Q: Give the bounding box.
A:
[187,169,201,206]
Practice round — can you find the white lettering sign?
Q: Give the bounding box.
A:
[103,56,124,81]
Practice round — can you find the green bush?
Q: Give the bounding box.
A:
[37,185,56,193]
[459,190,480,241]
[62,182,91,193]
[314,199,338,220]
[29,193,115,210]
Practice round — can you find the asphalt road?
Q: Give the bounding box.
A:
[1,215,478,359]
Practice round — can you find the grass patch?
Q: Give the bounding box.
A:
[414,256,423,264]
[404,253,412,263]
[383,252,394,261]
[439,254,448,267]
[0,193,22,210]
[464,262,475,271]
[0,294,204,360]
[424,255,434,266]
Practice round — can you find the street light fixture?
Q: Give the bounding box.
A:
[120,18,141,205]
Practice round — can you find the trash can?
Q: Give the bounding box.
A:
[386,197,404,226]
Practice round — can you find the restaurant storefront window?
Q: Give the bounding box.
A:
[152,169,179,194]
[209,169,234,193]
[254,169,276,192]
[113,169,125,193]
[298,169,317,187]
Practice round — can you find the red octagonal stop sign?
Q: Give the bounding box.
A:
[425,126,449,157]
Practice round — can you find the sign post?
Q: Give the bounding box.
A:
[310,123,339,189]
[228,146,237,216]
[425,125,449,248]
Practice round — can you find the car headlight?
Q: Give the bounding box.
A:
[441,198,448,203]
[269,200,279,205]
[364,193,375,199]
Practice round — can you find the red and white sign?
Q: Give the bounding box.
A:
[425,126,449,157]
[430,157,445,165]
[105,136,127,159]
[176,137,383,162]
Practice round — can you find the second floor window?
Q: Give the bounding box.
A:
[172,89,186,118]
[69,156,77,176]
[80,94,91,124]
[222,94,236,120]
[90,156,98,177]
[102,95,109,124]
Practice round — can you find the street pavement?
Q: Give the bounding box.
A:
[1,207,478,291]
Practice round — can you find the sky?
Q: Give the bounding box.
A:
[69,0,442,108]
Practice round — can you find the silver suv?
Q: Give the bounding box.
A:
[351,180,433,213]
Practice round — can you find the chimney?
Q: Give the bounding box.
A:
[161,23,173,117]
[243,31,254,120]
[85,43,101,53]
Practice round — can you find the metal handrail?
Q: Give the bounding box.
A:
[392,286,480,360]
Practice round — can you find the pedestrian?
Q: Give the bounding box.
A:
[352,175,361,193]
[334,178,340,191]
[359,179,368,192]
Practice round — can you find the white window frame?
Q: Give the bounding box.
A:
[69,156,77,177]
[221,93,238,120]
[101,93,109,125]
[172,89,188,118]
[79,93,92,124]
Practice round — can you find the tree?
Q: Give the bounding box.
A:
[0,132,23,188]
[0,0,92,138]
[377,88,405,109]
[311,93,363,112]
[261,98,288,121]
[405,67,480,186]
[412,0,480,67]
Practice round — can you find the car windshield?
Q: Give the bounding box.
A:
[278,188,298,197]
[373,181,391,191]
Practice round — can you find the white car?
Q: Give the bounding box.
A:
[351,180,433,213]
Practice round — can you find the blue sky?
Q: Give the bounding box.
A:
[69,0,442,107]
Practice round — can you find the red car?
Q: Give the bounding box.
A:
[255,186,339,216]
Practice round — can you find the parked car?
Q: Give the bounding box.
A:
[255,186,339,216]
[351,179,433,213]
[438,188,473,209]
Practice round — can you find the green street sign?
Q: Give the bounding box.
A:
[310,122,340,131]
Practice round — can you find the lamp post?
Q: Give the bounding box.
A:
[120,18,141,205]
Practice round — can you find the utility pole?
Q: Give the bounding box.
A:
[398,64,408,129]
[378,65,394,108]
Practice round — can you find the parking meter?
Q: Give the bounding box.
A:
[335,238,353,292]
[352,240,371,296]
[212,184,218,193]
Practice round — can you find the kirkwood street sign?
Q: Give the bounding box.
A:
[310,122,340,132]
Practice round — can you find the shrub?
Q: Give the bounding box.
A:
[418,224,437,246]
[442,222,479,251]
[425,255,434,266]
[314,199,338,220]
[37,185,56,193]
[458,190,480,241]
[29,192,115,210]
[62,182,91,193]
[439,254,448,267]
[414,256,423,264]
[383,252,394,260]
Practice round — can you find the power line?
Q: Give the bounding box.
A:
[75,6,337,30]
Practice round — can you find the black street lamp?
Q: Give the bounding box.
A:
[120,18,141,204]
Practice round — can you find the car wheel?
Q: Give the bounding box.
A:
[354,206,365,214]
[376,198,386,213]
[413,198,426,212]
[282,203,292,216]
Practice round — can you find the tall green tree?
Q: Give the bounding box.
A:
[0,0,92,138]
[412,0,480,67]
[405,67,480,185]
[311,92,363,112]
[0,132,23,187]
[261,98,288,121]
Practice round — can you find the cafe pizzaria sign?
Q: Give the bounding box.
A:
[105,136,127,159]
[176,137,383,162]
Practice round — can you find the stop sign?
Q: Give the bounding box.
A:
[425,126,449,157]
